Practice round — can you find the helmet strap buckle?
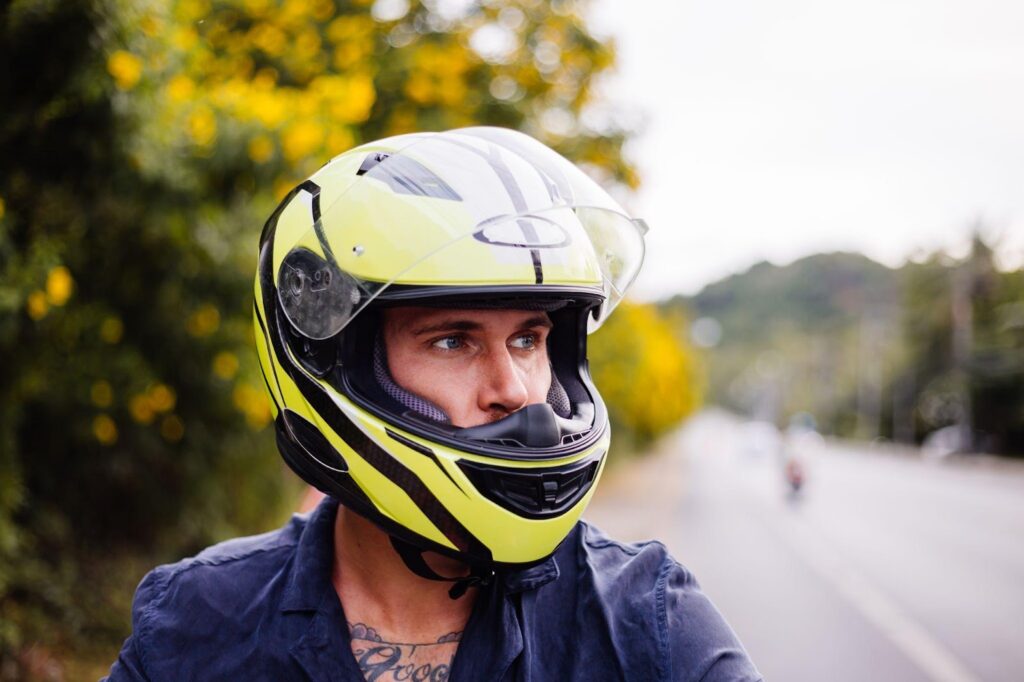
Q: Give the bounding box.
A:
[388,535,495,600]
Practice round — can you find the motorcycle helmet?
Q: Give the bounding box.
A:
[253,127,647,573]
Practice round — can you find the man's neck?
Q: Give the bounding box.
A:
[331,505,477,644]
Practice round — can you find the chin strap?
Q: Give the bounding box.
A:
[389,536,495,600]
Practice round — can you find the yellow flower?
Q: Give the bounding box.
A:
[326,128,354,156]
[250,22,287,58]
[160,415,185,442]
[251,92,287,128]
[295,29,322,59]
[332,43,363,71]
[253,67,278,90]
[93,415,118,445]
[326,16,356,43]
[244,0,270,14]
[100,316,124,343]
[273,176,297,200]
[385,106,417,136]
[26,291,48,320]
[149,384,176,413]
[187,304,221,337]
[311,0,335,21]
[107,51,143,90]
[213,351,240,379]
[403,72,433,105]
[248,135,275,164]
[438,76,467,107]
[233,384,271,428]
[281,0,311,25]
[139,14,160,37]
[45,266,73,306]
[336,74,376,123]
[171,26,199,51]
[91,381,114,408]
[166,74,195,103]
[282,119,324,162]
[176,0,211,23]
[129,394,155,424]
[188,106,217,147]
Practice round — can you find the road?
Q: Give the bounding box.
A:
[585,410,1024,682]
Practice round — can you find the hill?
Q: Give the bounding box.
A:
[662,246,1024,454]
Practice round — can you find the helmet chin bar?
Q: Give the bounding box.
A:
[449,402,594,448]
[394,401,595,451]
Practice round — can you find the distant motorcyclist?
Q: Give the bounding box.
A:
[781,412,820,498]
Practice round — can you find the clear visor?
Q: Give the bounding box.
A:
[277,127,648,340]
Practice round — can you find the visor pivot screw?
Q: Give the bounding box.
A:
[352,245,365,256]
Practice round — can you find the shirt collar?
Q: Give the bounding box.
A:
[280,495,340,613]
[502,554,560,594]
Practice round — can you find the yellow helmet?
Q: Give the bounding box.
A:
[254,127,647,571]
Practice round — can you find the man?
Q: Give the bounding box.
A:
[106,128,760,680]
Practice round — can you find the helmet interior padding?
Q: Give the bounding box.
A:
[371,332,573,424]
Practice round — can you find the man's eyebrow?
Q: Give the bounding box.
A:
[519,315,554,331]
[410,319,484,336]
[409,315,553,336]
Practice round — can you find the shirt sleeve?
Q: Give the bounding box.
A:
[103,636,151,681]
[659,557,762,682]
[101,569,164,681]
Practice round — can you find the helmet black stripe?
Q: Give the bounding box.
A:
[440,136,546,284]
[254,300,286,413]
[385,428,470,498]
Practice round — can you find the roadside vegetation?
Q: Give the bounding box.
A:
[0,1,702,677]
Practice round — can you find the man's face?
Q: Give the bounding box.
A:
[381,307,553,428]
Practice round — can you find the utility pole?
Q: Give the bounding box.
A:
[951,262,973,452]
[856,307,885,441]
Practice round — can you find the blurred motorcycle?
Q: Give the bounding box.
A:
[784,457,805,496]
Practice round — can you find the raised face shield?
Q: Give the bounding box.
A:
[273,128,648,342]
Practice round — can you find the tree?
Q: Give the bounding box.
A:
[1,0,641,673]
[589,302,703,452]
[899,236,1024,453]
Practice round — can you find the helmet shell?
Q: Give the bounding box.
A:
[253,128,647,567]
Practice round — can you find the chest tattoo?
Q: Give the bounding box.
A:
[348,621,462,682]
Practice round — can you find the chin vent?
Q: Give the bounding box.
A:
[457,454,602,519]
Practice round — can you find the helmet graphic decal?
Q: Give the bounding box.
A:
[474,214,572,249]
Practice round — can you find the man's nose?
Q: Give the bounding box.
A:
[477,347,530,416]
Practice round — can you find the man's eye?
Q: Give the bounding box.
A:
[431,336,463,351]
[510,334,537,350]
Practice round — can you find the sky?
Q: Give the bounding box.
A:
[588,0,1024,299]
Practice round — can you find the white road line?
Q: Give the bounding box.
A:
[761,501,980,682]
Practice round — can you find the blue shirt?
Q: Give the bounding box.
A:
[105,498,760,681]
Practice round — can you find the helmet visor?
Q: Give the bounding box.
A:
[275,128,647,340]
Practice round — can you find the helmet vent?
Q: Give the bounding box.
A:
[476,438,523,448]
[457,456,601,519]
[357,152,462,201]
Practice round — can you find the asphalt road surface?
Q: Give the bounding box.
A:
[585,410,1024,682]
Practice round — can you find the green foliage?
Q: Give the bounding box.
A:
[667,245,1024,455]
[1,0,641,674]
[897,238,1024,452]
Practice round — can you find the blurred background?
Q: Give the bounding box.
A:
[0,0,1021,679]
